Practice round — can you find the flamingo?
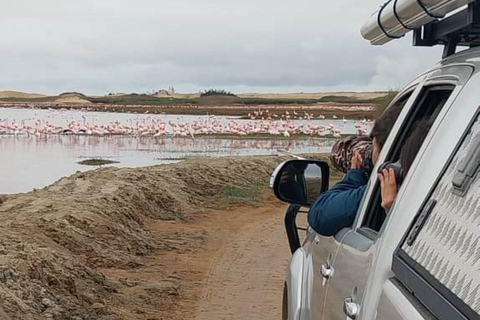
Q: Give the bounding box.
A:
[0,109,369,139]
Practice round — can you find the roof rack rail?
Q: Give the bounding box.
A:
[413,1,480,58]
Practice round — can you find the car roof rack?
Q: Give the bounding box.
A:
[413,1,480,58]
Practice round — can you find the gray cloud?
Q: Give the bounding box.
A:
[0,0,443,95]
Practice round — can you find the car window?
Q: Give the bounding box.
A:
[361,85,455,234]
[392,109,480,320]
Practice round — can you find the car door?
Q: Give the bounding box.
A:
[321,64,474,320]
[302,81,423,320]
[302,227,346,320]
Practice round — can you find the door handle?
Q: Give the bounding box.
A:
[320,263,334,279]
[343,297,360,319]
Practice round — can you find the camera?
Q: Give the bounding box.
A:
[330,136,373,175]
[359,144,374,176]
[377,161,404,187]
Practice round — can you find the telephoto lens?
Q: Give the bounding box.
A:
[330,135,373,174]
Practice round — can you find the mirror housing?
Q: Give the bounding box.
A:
[271,159,330,206]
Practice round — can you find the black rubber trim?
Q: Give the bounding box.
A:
[406,199,436,246]
[416,0,445,19]
[392,106,480,320]
[285,204,301,254]
[356,227,379,241]
[394,0,416,30]
[390,277,439,320]
[393,252,477,320]
[378,0,404,39]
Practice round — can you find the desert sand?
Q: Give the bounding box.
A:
[0,90,46,99]
[0,155,291,319]
[0,152,345,320]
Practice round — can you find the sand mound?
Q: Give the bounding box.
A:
[54,96,92,104]
[0,90,46,99]
[53,92,92,104]
[154,92,200,99]
[0,156,285,319]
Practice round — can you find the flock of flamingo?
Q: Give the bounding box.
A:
[0,110,372,139]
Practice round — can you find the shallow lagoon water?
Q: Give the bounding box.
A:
[0,107,370,134]
[0,134,336,194]
[0,108,371,194]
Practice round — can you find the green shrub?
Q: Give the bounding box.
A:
[78,158,119,166]
[200,89,237,97]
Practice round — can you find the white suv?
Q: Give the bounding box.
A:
[271,2,480,319]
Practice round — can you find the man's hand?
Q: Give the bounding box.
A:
[351,150,363,170]
[378,168,398,212]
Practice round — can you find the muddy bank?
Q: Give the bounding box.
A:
[0,155,304,319]
[0,102,376,118]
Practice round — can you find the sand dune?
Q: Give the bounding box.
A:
[0,90,47,99]
[0,90,387,101]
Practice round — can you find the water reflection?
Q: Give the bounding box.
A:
[0,134,335,194]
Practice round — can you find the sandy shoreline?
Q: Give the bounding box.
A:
[0,154,342,319]
[0,156,286,319]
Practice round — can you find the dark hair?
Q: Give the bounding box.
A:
[400,119,432,175]
[370,103,404,148]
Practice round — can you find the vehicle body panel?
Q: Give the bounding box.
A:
[322,231,374,320]
[360,48,480,320]
[307,232,343,320]
[286,247,307,320]
[282,47,480,320]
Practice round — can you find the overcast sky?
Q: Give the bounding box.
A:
[0,0,443,95]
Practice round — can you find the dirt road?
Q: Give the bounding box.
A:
[194,204,290,320]
[0,155,315,319]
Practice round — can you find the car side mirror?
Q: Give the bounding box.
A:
[271,159,330,206]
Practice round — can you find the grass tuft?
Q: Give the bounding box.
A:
[221,185,264,205]
[78,158,119,166]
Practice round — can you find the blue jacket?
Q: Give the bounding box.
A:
[308,169,368,236]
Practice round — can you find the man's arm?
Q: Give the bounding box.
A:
[308,169,368,236]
